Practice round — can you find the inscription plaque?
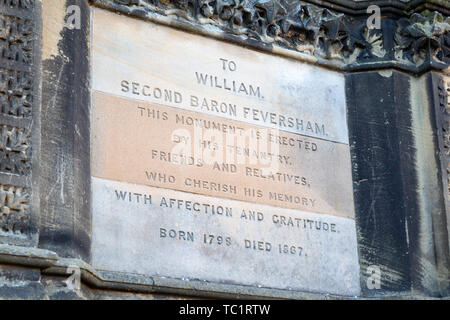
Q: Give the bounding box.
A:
[90,8,360,296]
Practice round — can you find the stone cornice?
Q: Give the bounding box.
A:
[0,243,444,299]
[301,1,450,17]
[90,0,449,74]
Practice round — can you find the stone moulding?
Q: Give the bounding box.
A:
[0,243,435,299]
[90,0,449,73]
[436,74,450,247]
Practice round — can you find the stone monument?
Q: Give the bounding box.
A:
[0,0,448,299]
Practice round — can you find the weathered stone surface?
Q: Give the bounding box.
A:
[346,70,450,297]
[0,184,30,236]
[0,0,40,247]
[0,0,447,301]
[0,124,31,175]
[91,8,349,144]
[90,6,360,297]
[40,0,91,260]
[91,92,355,217]
[91,177,360,296]
[90,0,450,72]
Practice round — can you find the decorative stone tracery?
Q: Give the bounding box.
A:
[93,0,450,71]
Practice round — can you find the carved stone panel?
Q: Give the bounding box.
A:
[0,0,38,245]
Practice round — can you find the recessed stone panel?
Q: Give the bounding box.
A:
[90,7,360,296]
[91,92,354,218]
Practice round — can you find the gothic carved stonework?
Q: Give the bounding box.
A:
[92,0,450,71]
[0,0,34,11]
[0,0,35,241]
[0,124,31,175]
[395,12,450,68]
[0,184,30,235]
[0,69,33,117]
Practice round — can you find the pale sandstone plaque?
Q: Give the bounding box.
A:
[92,92,354,217]
[90,7,360,296]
